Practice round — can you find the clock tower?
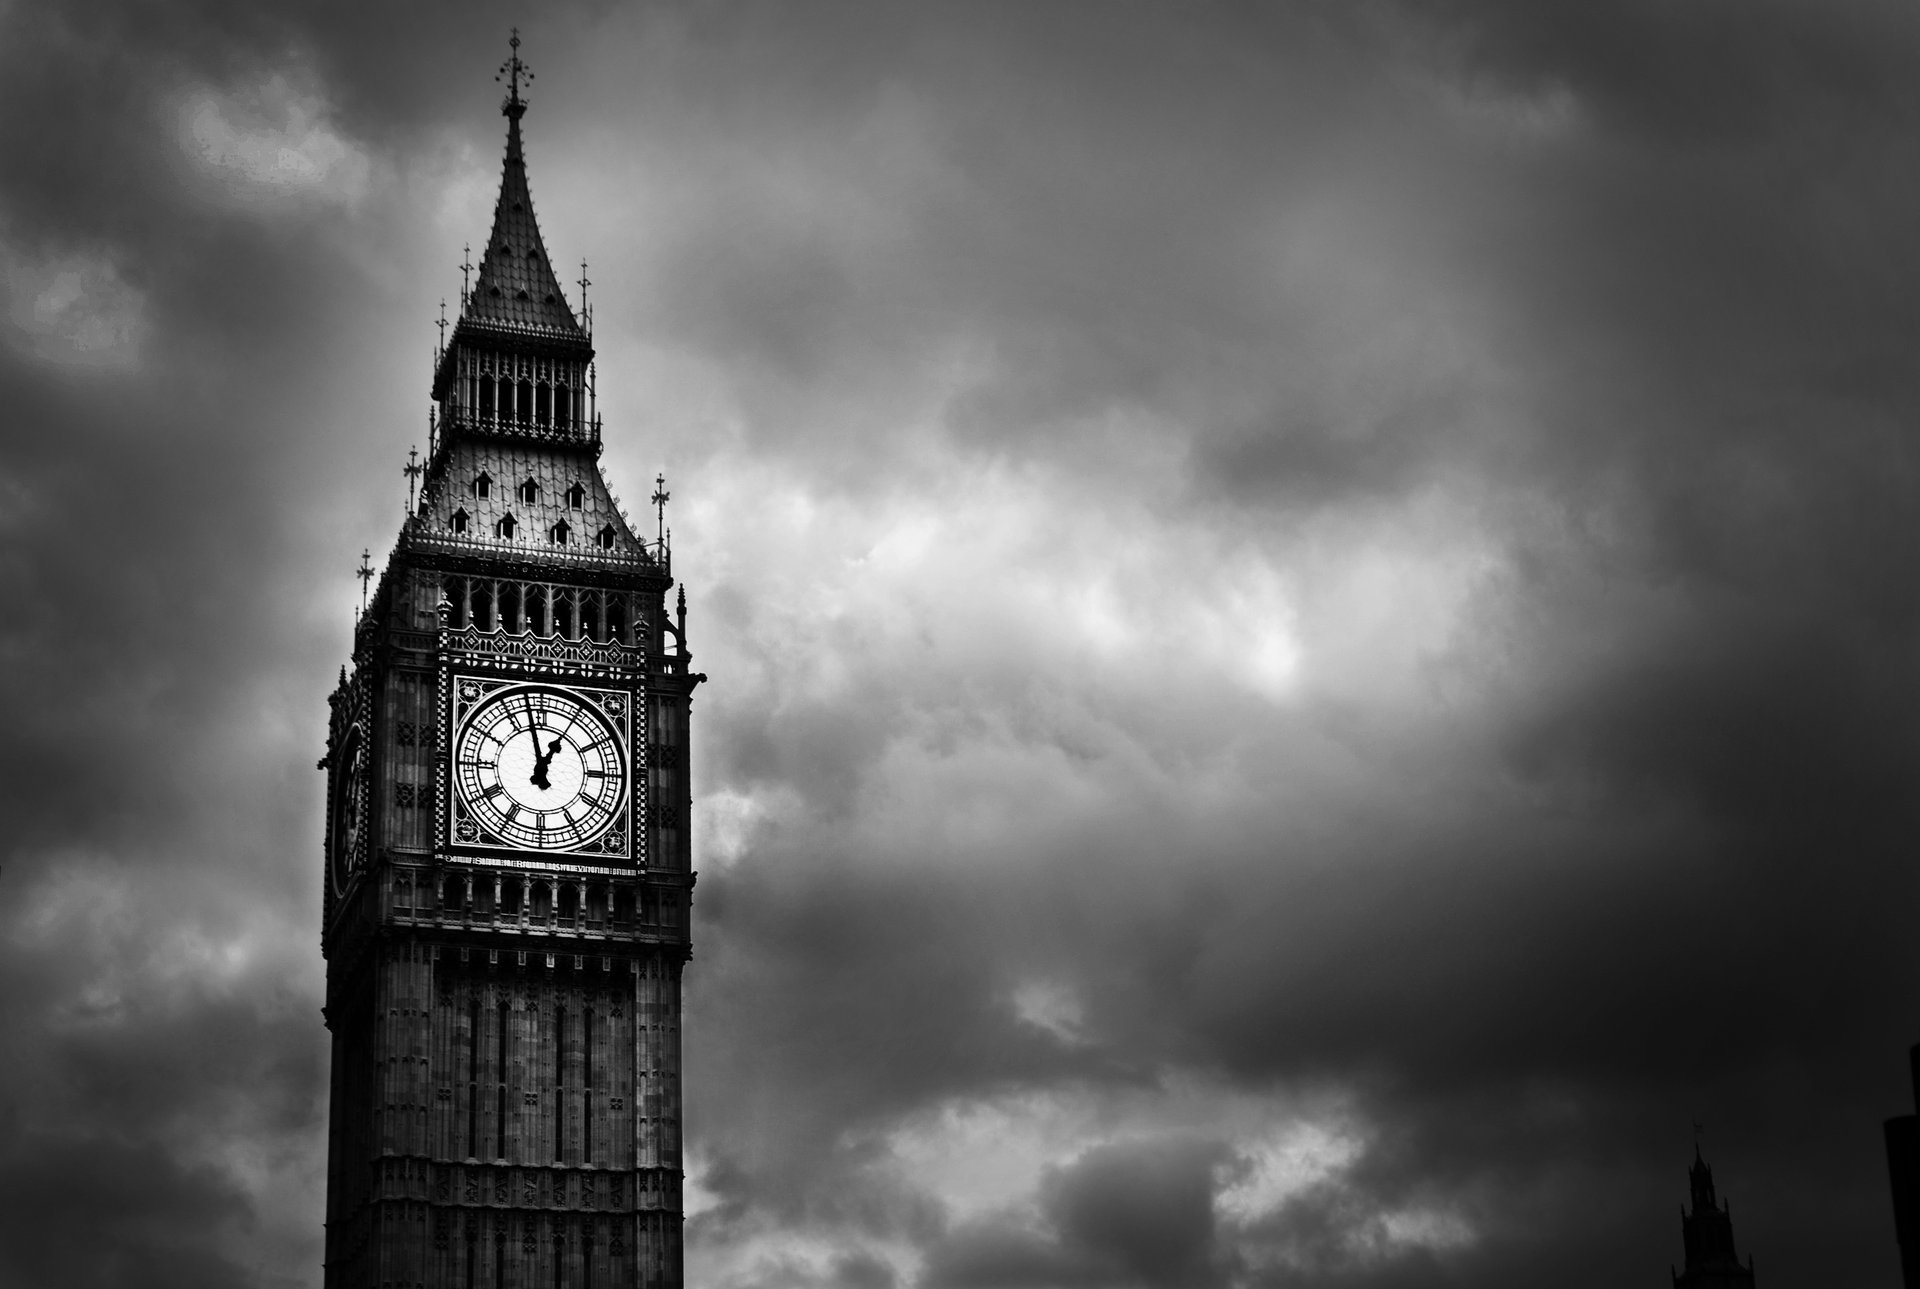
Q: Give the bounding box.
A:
[320,40,700,1289]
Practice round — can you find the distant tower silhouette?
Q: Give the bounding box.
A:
[1886,1044,1920,1287]
[1672,1148,1756,1288]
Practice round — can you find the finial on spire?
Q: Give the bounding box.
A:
[356,548,375,613]
[578,258,591,333]
[651,473,671,547]
[436,299,448,352]
[497,28,534,119]
[460,243,472,303]
[403,445,423,514]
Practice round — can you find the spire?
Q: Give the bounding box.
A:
[1672,1149,1755,1289]
[463,31,585,337]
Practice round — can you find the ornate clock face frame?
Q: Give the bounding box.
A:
[449,678,632,856]
[330,727,366,896]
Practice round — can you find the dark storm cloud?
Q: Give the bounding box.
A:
[6,1,1920,1286]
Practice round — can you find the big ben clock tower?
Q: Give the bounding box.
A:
[320,38,700,1289]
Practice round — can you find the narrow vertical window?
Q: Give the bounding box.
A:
[500,584,521,633]
[467,997,480,1159]
[582,595,601,641]
[554,1005,567,1162]
[556,385,572,428]
[529,586,549,636]
[566,482,585,510]
[537,383,552,425]
[517,379,533,423]
[451,508,469,535]
[555,592,574,639]
[495,998,510,1160]
[583,1010,594,1166]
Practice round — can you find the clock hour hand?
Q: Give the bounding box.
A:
[529,734,564,791]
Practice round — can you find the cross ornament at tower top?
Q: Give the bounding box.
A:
[356,548,375,612]
[402,445,423,515]
[651,473,671,547]
[497,29,533,116]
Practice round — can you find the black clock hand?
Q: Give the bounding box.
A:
[529,734,564,791]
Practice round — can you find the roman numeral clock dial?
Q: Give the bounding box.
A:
[452,684,627,851]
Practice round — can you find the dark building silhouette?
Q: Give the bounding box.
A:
[1886,1045,1920,1288]
[1672,1149,1756,1289]
[320,35,702,1288]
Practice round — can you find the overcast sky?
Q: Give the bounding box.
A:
[5,2,1920,1286]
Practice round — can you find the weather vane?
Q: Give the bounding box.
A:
[497,28,533,113]
[403,445,423,514]
[651,473,671,547]
[356,548,375,613]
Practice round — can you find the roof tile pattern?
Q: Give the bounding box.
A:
[420,440,646,559]
[467,114,584,335]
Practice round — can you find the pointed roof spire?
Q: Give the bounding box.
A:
[463,30,585,336]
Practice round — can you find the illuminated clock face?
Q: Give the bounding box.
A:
[453,685,626,850]
[330,729,366,896]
